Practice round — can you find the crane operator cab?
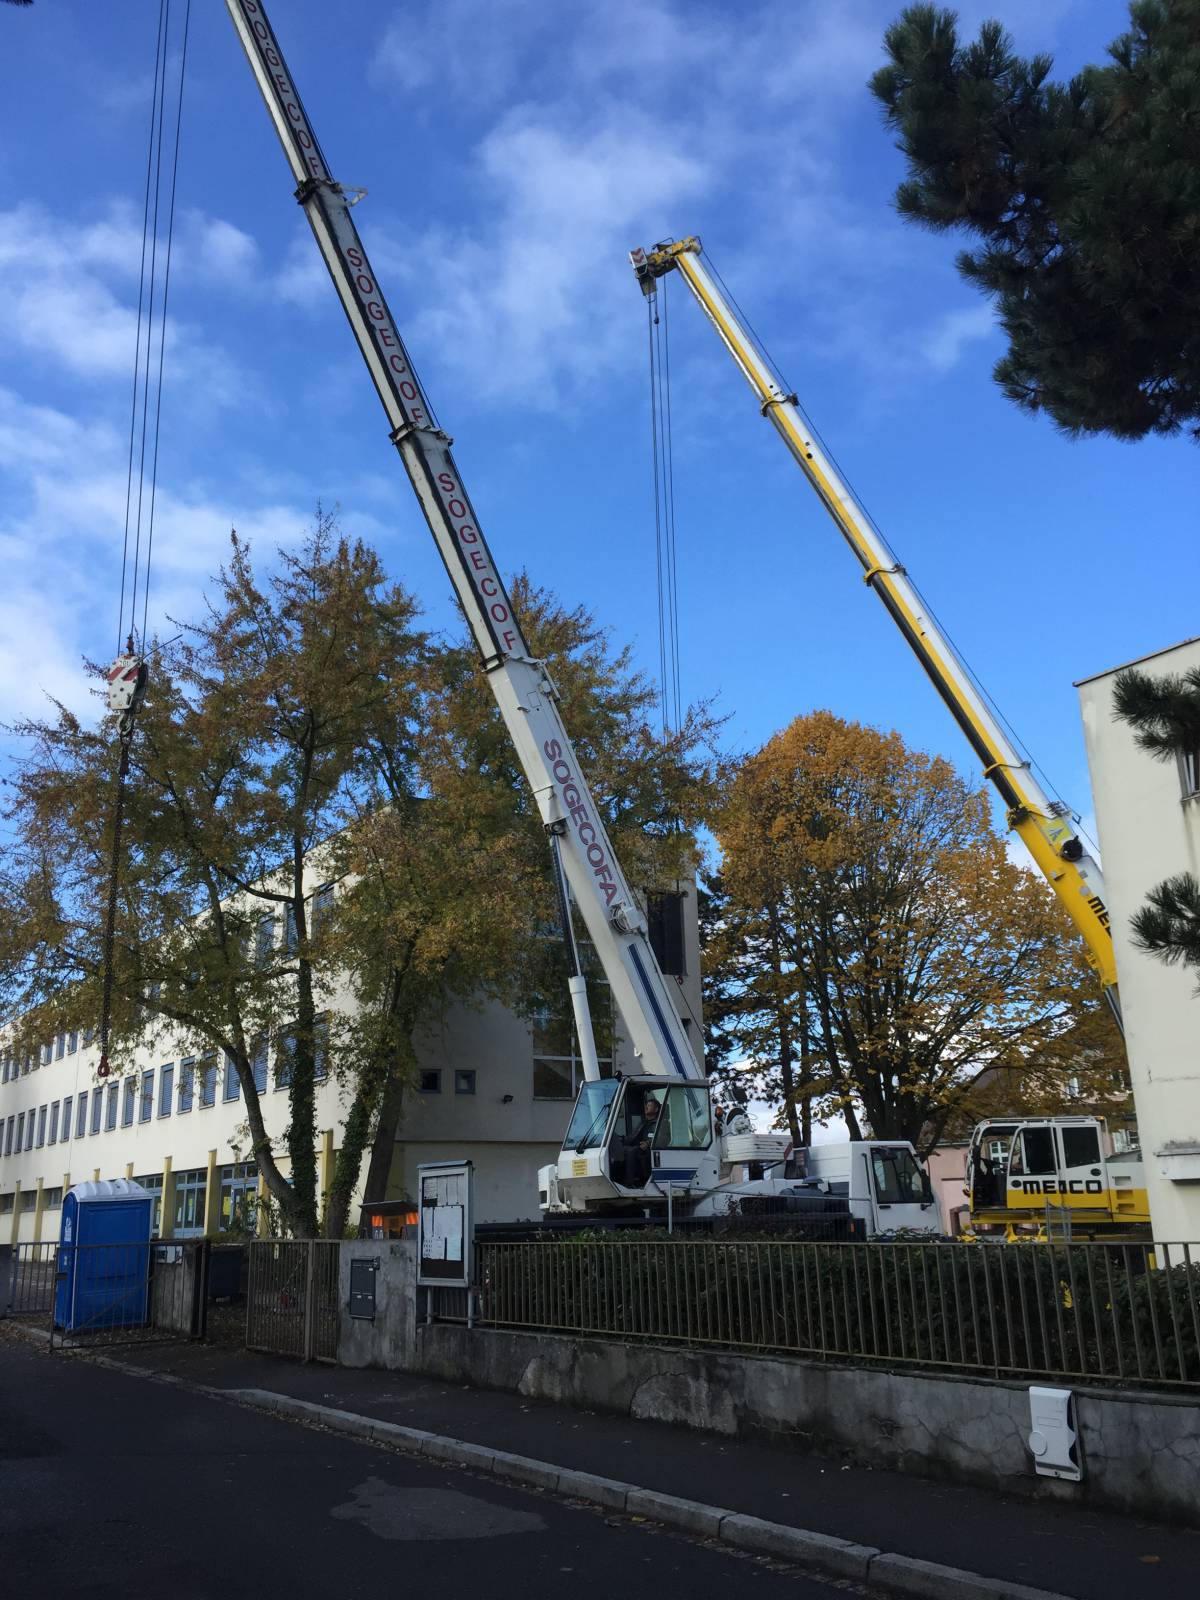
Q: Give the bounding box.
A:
[539,1076,720,1214]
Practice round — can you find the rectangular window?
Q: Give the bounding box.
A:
[5,1116,14,1156]
[1,1053,8,1084]
[178,1059,194,1113]
[159,1064,174,1117]
[173,1168,207,1237]
[134,1172,164,1236]
[40,1044,50,1066]
[311,882,334,935]
[454,1069,477,1095]
[20,1190,35,1212]
[16,1112,25,1151]
[105,1082,118,1131]
[121,1077,136,1127]
[199,1057,217,1108]
[532,1057,573,1099]
[139,1068,154,1123]
[0,1193,12,1214]
[90,1090,103,1136]
[76,1092,88,1139]
[49,1101,60,1145]
[223,1053,240,1102]
[61,1096,72,1142]
[55,1033,65,1060]
[36,1105,47,1147]
[1061,1125,1102,1169]
[83,1026,94,1046]
[283,902,299,954]
[251,1039,268,1094]
[418,1069,441,1094]
[647,891,686,977]
[24,1113,34,1151]
[42,1186,63,1210]
[1182,748,1200,796]
[68,1031,78,1054]
[255,914,276,967]
[219,1161,258,1234]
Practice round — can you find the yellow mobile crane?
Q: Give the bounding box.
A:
[631,238,1120,1025]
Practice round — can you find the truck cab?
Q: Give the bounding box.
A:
[795,1142,938,1237]
[965,1117,1149,1236]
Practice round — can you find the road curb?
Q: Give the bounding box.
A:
[220,1384,1073,1600]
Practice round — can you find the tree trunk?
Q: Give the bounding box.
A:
[363,1064,410,1212]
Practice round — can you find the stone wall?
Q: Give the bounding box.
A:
[336,1241,1200,1528]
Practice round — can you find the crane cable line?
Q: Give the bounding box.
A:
[98,0,191,1079]
[646,273,683,737]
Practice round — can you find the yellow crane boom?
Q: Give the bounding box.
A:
[632,237,1120,1024]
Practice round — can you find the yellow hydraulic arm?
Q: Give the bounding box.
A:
[632,237,1120,1025]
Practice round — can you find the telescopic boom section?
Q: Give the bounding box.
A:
[631,237,1120,1022]
[226,0,700,1082]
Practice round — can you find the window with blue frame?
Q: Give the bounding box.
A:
[76,1092,88,1139]
[67,1031,78,1054]
[274,1017,328,1090]
[36,1106,46,1147]
[178,1059,194,1113]
[91,1090,103,1135]
[223,1053,240,1102]
[15,1113,24,1151]
[7,1115,17,1155]
[105,1083,118,1131]
[251,1038,268,1094]
[283,902,298,955]
[139,1069,154,1123]
[62,1096,72,1141]
[55,1033,65,1060]
[121,1078,136,1126]
[24,1113,34,1150]
[48,1101,60,1144]
[159,1064,174,1117]
[199,1056,217,1108]
[255,915,275,967]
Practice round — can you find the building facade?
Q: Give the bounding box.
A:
[0,886,703,1244]
[1078,637,1200,1241]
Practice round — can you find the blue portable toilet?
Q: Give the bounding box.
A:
[55,1179,153,1332]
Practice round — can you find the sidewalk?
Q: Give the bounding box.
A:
[113,1340,1194,1599]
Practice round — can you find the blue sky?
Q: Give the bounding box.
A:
[1,0,1195,855]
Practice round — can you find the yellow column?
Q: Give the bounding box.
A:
[160,1155,175,1240]
[318,1128,334,1232]
[204,1149,219,1240]
[32,1177,45,1245]
[124,1161,134,1180]
[92,1167,100,1182]
[9,1182,20,1247]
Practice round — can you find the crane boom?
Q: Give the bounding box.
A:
[632,237,1119,1022]
[225,0,699,1083]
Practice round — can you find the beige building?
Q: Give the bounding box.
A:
[1078,637,1200,1241]
[0,885,702,1244]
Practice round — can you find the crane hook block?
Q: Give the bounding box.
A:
[107,652,148,721]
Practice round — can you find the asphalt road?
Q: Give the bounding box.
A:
[0,1340,848,1600]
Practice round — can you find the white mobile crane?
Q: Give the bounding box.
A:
[630,239,1121,1028]
[225,2,937,1234]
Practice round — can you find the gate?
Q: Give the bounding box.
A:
[3,1239,210,1350]
[246,1240,339,1362]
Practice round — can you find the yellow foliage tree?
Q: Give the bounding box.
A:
[711,711,1126,1155]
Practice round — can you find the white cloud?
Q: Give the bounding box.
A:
[923,304,996,374]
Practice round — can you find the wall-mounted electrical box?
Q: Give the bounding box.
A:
[1028,1386,1082,1481]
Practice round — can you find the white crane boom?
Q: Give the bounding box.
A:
[225,0,699,1083]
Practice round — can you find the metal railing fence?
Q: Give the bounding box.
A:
[2,1239,208,1347]
[246,1239,340,1362]
[474,1238,1200,1390]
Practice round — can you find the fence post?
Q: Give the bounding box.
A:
[303,1240,316,1361]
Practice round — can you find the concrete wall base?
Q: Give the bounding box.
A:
[336,1242,1200,1528]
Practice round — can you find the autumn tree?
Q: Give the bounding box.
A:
[324,576,719,1233]
[871,2,1200,441]
[710,711,1125,1155]
[0,518,427,1237]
